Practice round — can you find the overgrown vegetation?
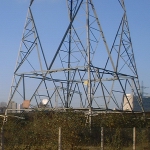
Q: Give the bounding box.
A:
[1,110,150,150]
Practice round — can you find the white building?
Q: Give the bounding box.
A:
[123,94,150,112]
[7,101,17,113]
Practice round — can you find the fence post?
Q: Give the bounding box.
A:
[1,126,4,150]
[58,127,62,150]
[101,127,104,150]
[133,127,136,150]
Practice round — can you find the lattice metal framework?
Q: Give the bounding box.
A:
[6,0,144,115]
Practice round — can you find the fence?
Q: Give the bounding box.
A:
[56,127,150,150]
[1,111,150,150]
[3,127,150,150]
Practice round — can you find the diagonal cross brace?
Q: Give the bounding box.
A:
[30,0,34,6]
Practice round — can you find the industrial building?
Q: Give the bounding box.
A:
[123,94,150,112]
[7,101,17,113]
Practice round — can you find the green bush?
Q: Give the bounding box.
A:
[1,111,150,149]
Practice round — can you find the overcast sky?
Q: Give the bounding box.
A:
[0,0,150,103]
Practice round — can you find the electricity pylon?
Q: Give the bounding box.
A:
[6,0,144,116]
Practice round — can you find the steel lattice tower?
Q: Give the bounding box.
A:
[6,0,144,116]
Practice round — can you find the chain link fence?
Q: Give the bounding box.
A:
[1,111,150,150]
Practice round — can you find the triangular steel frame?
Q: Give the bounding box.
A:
[6,0,144,116]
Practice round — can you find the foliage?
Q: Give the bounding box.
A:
[1,111,150,149]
